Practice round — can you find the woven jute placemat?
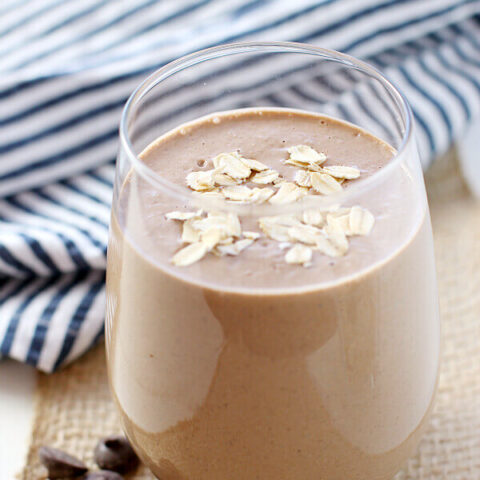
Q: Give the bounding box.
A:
[21,151,480,480]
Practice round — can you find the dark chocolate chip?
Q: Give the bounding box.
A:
[94,435,139,474]
[84,471,124,480]
[38,446,87,479]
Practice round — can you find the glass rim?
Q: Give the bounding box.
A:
[119,41,414,212]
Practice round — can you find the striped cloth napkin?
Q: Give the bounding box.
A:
[1,0,479,373]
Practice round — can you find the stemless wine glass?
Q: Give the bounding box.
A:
[105,42,440,480]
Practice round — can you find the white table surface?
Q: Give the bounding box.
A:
[1,119,478,479]
[0,360,36,480]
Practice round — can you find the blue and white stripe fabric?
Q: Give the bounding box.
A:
[1,0,479,372]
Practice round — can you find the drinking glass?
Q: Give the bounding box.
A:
[105,42,440,480]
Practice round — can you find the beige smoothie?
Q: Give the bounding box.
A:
[105,109,440,480]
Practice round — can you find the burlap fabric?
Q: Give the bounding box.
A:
[21,150,480,480]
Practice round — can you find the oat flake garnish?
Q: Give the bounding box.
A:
[200,228,223,250]
[327,213,352,236]
[302,209,324,227]
[314,235,346,258]
[348,206,375,235]
[213,172,242,186]
[243,231,261,240]
[190,212,241,239]
[322,165,361,179]
[165,210,202,221]
[285,244,313,266]
[288,224,324,246]
[239,156,270,172]
[216,238,254,256]
[213,152,251,179]
[310,172,343,195]
[250,187,275,203]
[324,218,349,255]
[219,236,234,245]
[172,242,208,266]
[294,170,312,188]
[251,169,280,184]
[221,185,255,202]
[182,220,201,243]
[212,212,242,237]
[259,220,291,243]
[286,145,327,169]
[259,223,291,243]
[174,147,374,267]
[269,182,308,205]
[193,188,223,198]
[186,170,215,191]
[259,215,302,242]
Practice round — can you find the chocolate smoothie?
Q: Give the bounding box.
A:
[106,109,440,480]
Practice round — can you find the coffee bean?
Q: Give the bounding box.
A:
[84,471,124,480]
[94,435,139,473]
[38,446,88,479]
